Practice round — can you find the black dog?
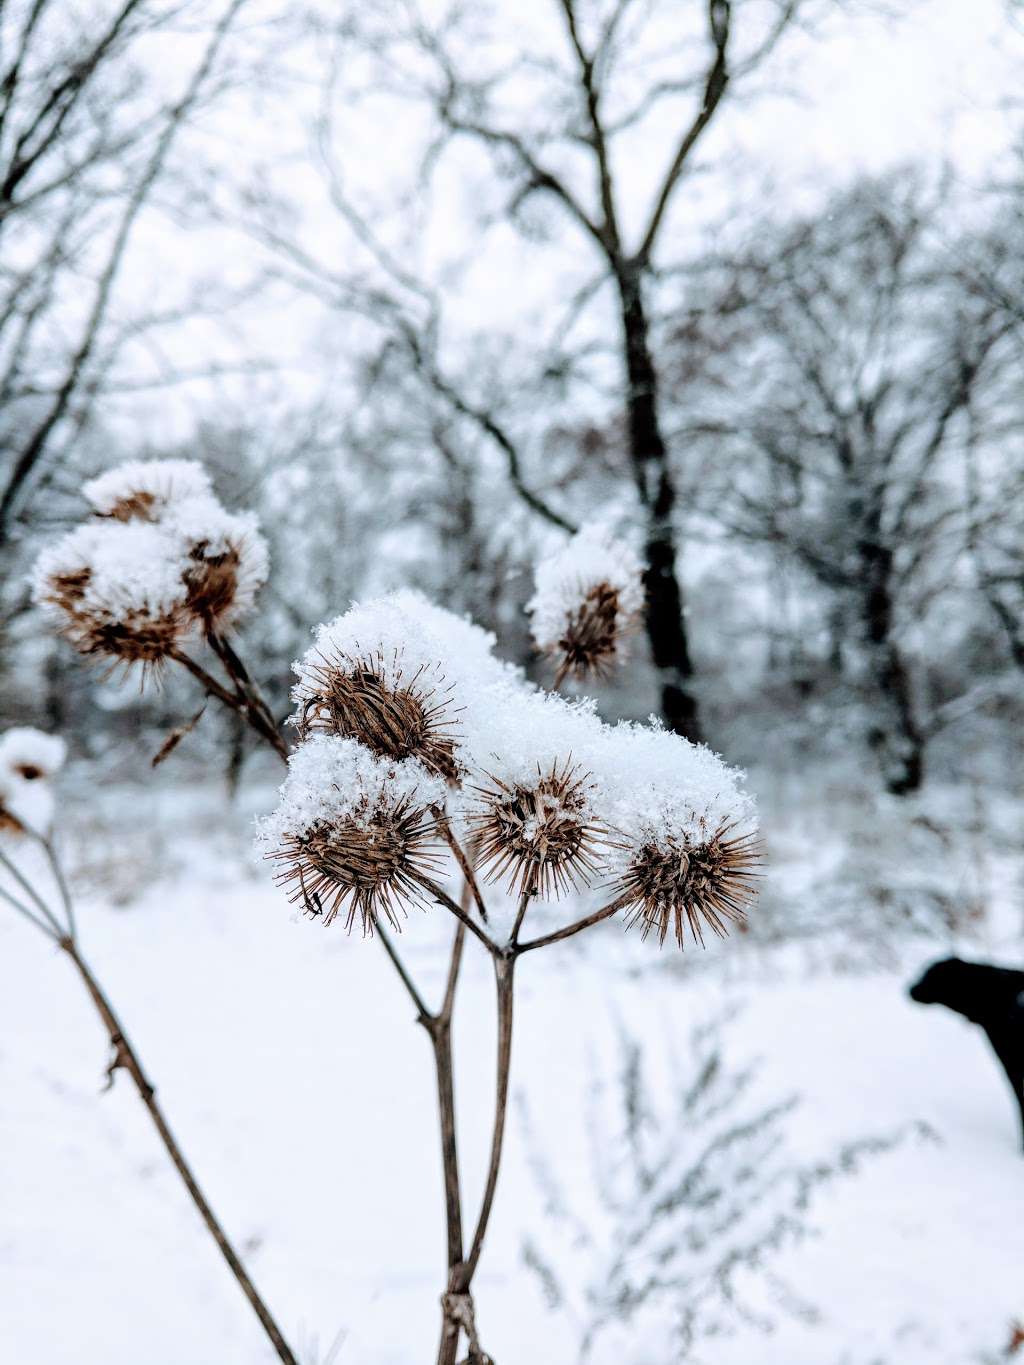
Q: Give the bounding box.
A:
[909,957,1024,1152]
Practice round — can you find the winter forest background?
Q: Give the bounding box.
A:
[1,1,1023,1362]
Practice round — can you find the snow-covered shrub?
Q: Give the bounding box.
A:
[520,1014,927,1361]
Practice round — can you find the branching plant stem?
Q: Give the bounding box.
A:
[161,630,632,1364]
[0,838,299,1365]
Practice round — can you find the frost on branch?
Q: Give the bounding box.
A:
[256,735,447,932]
[0,726,66,836]
[527,524,644,683]
[31,459,269,674]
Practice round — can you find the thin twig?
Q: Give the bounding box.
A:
[169,647,246,711]
[431,806,489,923]
[0,879,59,937]
[377,922,433,1023]
[59,937,299,1365]
[515,891,633,954]
[0,843,64,936]
[412,873,499,957]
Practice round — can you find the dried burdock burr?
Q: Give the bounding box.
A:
[527,524,644,684]
[256,735,449,934]
[292,648,460,780]
[466,759,604,900]
[614,823,763,948]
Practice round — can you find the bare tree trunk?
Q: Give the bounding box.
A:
[860,539,924,795]
[618,270,701,743]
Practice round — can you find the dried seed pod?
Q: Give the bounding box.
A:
[292,649,460,781]
[612,824,762,948]
[528,526,644,684]
[466,759,604,899]
[267,796,442,933]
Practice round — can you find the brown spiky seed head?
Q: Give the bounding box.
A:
[616,825,762,949]
[46,596,187,677]
[104,491,157,523]
[554,582,639,683]
[467,760,604,899]
[183,540,241,623]
[267,796,442,934]
[293,650,460,781]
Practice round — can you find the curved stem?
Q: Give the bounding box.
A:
[430,806,489,923]
[59,937,299,1365]
[461,953,515,1284]
[0,844,64,936]
[0,880,59,938]
[413,873,499,957]
[377,922,432,1023]
[515,891,632,955]
[206,627,289,762]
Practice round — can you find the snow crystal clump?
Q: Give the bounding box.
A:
[0,727,65,835]
[527,524,644,653]
[255,735,448,848]
[83,459,213,521]
[586,720,757,871]
[32,520,191,621]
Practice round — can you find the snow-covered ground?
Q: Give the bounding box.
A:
[1,772,1022,1364]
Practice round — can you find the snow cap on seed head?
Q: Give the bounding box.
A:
[587,720,760,948]
[32,460,269,672]
[256,734,447,933]
[0,726,66,836]
[31,520,192,673]
[290,592,518,777]
[83,459,213,523]
[527,524,644,681]
[456,684,608,899]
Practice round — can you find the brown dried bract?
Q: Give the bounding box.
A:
[294,650,460,780]
[552,582,640,685]
[183,540,241,624]
[467,760,604,899]
[267,798,442,934]
[103,491,157,523]
[615,824,762,948]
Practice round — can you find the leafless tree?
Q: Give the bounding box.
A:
[668,176,1013,793]
[240,0,855,742]
[0,0,250,540]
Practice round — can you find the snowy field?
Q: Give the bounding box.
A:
[2,768,1022,1365]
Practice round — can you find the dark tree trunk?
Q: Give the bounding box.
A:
[860,538,923,795]
[617,270,701,742]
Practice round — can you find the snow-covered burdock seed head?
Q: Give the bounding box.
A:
[175,502,269,630]
[31,521,190,676]
[256,736,448,934]
[458,685,607,899]
[291,598,463,780]
[593,722,761,948]
[83,459,213,523]
[614,823,762,948]
[466,759,603,900]
[527,524,644,684]
[0,727,66,836]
